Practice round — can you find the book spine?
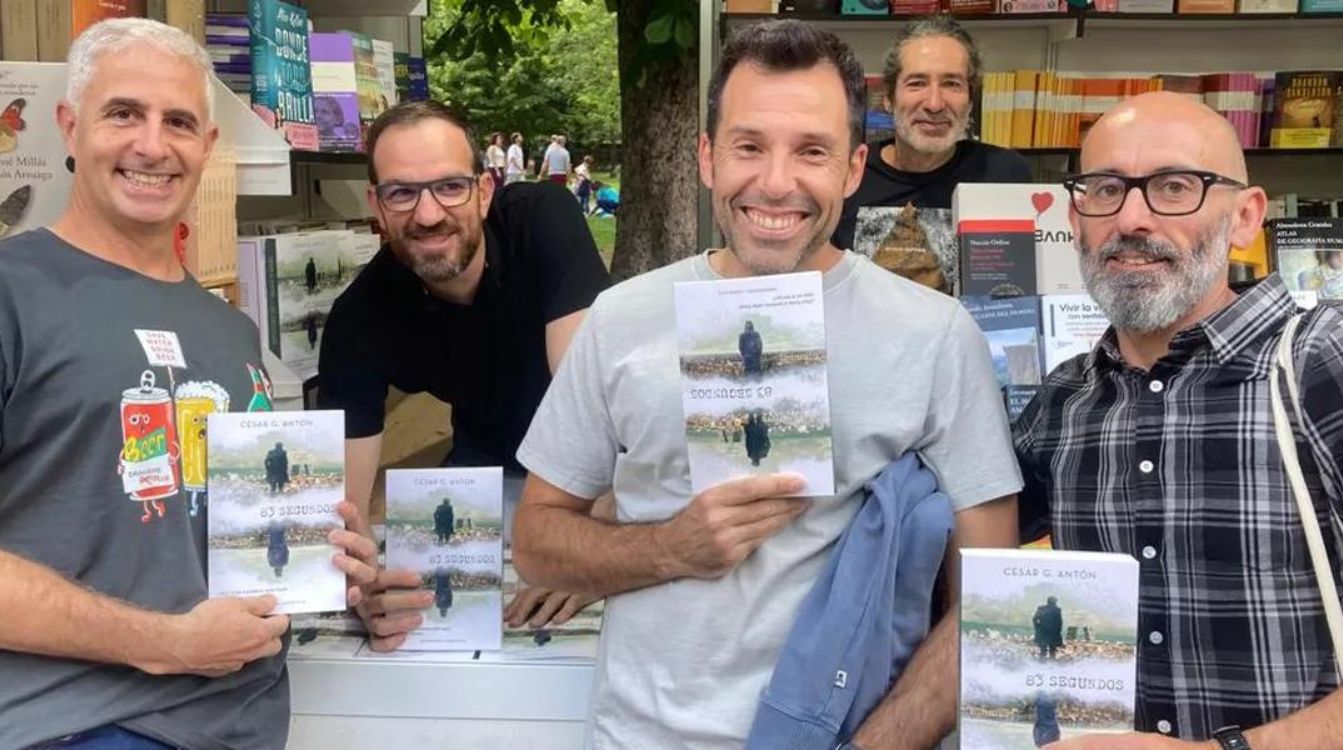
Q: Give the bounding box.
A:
[264,239,281,357]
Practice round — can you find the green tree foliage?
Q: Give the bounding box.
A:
[424,0,620,152]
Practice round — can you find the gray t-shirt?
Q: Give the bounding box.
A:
[517,250,1023,749]
[544,146,571,176]
[0,230,289,749]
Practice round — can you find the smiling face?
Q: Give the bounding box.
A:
[58,44,216,235]
[699,61,866,276]
[889,36,972,159]
[1071,93,1267,333]
[367,117,494,285]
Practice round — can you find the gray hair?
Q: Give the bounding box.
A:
[66,18,214,120]
[881,15,983,102]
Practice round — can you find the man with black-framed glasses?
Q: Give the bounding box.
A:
[1016,91,1343,750]
[317,101,611,650]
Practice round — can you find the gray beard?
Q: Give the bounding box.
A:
[1079,215,1231,334]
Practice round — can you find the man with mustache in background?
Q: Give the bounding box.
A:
[1016,92,1343,750]
[317,101,611,647]
[831,15,1032,254]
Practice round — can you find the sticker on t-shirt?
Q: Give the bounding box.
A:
[134,329,188,369]
[119,369,182,523]
[174,381,231,517]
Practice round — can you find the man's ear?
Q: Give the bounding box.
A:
[698,132,714,191]
[478,169,495,218]
[1229,186,1268,252]
[56,100,78,164]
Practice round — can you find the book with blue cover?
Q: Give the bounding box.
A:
[248,0,317,151]
[962,296,1042,389]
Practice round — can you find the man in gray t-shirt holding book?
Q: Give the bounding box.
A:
[513,20,1022,750]
[0,20,376,750]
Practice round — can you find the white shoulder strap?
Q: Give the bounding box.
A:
[1270,312,1343,677]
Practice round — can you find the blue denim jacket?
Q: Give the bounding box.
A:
[745,453,955,749]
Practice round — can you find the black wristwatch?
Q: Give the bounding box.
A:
[1212,725,1252,750]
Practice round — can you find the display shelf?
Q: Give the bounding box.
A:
[291,150,370,166]
[213,77,292,196]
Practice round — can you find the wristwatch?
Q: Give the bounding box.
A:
[1212,725,1252,750]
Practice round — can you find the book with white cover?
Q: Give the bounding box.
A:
[673,271,834,496]
[206,410,346,614]
[959,548,1139,749]
[1041,294,1111,376]
[953,183,1087,296]
[385,467,504,652]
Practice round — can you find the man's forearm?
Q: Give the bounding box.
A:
[851,610,958,750]
[0,548,175,672]
[513,503,681,599]
[1247,687,1343,750]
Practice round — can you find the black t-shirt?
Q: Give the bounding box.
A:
[832,139,1033,251]
[318,182,611,471]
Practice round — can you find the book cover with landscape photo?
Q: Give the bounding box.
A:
[959,548,1139,749]
[673,272,834,496]
[385,468,504,652]
[206,410,346,615]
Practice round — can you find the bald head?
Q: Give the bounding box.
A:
[1082,91,1247,182]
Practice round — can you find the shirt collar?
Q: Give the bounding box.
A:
[1086,274,1298,373]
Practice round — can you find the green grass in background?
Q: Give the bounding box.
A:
[583,170,619,268]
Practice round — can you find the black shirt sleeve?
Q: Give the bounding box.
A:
[317,295,390,439]
[832,199,860,253]
[520,183,612,323]
[1012,390,1052,544]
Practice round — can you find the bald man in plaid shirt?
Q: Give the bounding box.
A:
[1015,92,1343,750]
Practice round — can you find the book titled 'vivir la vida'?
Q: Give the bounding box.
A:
[959,548,1139,749]
[384,467,504,652]
[673,271,834,496]
[206,410,346,615]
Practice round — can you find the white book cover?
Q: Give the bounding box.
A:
[673,272,834,496]
[385,467,504,652]
[952,183,1087,296]
[959,548,1139,749]
[371,38,398,108]
[0,63,74,238]
[206,410,346,615]
[1041,294,1111,376]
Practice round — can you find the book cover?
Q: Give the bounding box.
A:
[852,204,958,296]
[673,272,835,497]
[1301,0,1343,10]
[953,184,1085,296]
[962,296,1043,388]
[346,31,383,146]
[385,468,504,652]
[0,62,73,238]
[36,0,146,62]
[1269,218,1343,309]
[959,548,1139,749]
[1000,0,1064,11]
[206,410,346,615]
[393,51,412,103]
[249,230,377,380]
[248,0,317,151]
[3,0,41,61]
[1004,385,1039,423]
[371,38,397,110]
[1041,294,1111,375]
[1269,71,1341,149]
[1177,0,1235,10]
[959,219,1038,298]
[477,556,605,663]
[407,56,429,101]
[309,32,361,152]
[1236,0,1297,10]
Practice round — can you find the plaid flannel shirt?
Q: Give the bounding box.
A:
[1015,274,1343,740]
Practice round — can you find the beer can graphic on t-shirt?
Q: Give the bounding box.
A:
[119,370,180,501]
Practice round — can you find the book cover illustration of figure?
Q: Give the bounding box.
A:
[385,467,504,651]
[673,271,834,496]
[851,204,957,296]
[206,410,346,614]
[265,232,374,380]
[959,549,1139,749]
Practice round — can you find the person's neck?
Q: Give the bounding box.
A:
[1115,284,1239,371]
[423,235,487,305]
[708,243,844,279]
[50,197,184,282]
[882,137,956,174]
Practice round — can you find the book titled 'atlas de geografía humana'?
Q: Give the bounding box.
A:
[385,467,504,651]
[673,271,834,496]
[206,410,346,614]
[959,548,1139,750]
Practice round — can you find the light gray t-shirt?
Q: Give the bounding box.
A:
[0,230,289,749]
[545,146,571,176]
[517,250,1023,749]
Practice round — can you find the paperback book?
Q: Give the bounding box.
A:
[959,219,1038,298]
[959,548,1139,749]
[0,62,73,237]
[673,272,834,496]
[1269,217,1343,308]
[248,0,317,151]
[851,204,957,296]
[206,410,346,615]
[962,296,1043,389]
[1041,295,1111,376]
[385,467,504,652]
